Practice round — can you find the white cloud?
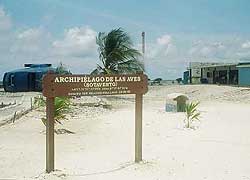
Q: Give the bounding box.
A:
[8,27,99,74]
[0,7,12,54]
[156,34,171,46]
[52,26,97,57]
[143,34,184,79]
[211,42,225,49]
[0,7,16,78]
[0,8,99,76]
[200,46,212,56]
[188,41,226,58]
[10,28,52,58]
[147,34,176,59]
[242,41,250,49]
[0,7,12,31]
[144,35,250,79]
[17,28,45,40]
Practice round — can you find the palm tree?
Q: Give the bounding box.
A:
[92,28,144,74]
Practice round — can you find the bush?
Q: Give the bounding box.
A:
[34,96,70,125]
[184,102,200,128]
[56,62,71,75]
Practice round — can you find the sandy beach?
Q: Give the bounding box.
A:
[0,84,250,180]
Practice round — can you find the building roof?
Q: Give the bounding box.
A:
[189,62,223,68]
[188,62,250,69]
[188,63,238,69]
[200,63,238,68]
[236,64,250,68]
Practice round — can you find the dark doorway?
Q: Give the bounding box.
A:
[229,70,238,85]
[213,70,217,84]
[218,70,227,84]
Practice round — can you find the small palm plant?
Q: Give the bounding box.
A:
[184,102,201,128]
[53,97,70,123]
[34,96,70,126]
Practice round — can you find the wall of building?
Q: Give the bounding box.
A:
[187,62,241,85]
[189,68,201,84]
[238,67,250,86]
[201,66,238,84]
[191,77,201,84]
[202,67,214,84]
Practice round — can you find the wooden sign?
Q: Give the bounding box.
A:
[42,72,148,173]
[43,74,148,97]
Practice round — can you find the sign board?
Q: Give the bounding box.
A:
[43,74,148,97]
[42,72,148,173]
[191,68,201,78]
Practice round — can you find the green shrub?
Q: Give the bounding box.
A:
[34,95,46,107]
[56,62,71,74]
[34,96,70,125]
[185,102,200,128]
[54,97,70,122]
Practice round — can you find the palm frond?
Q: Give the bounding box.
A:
[93,28,143,74]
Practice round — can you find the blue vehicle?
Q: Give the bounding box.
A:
[3,64,55,92]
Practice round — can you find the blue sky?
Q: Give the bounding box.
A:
[1,0,250,79]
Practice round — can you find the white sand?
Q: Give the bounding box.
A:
[0,85,250,180]
[0,90,39,124]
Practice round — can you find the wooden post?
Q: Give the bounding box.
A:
[13,111,16,123]
[46,97,55,173]
[135,93,143,162]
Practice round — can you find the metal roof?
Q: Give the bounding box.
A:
[236,64,250,68]
[188,63,237,69]
[200,63,238,68]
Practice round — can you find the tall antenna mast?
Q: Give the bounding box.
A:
[141,31,145,70]
[142,31,145,57]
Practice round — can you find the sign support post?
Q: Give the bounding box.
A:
[46,97,55,173]
[135,93,143,162]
